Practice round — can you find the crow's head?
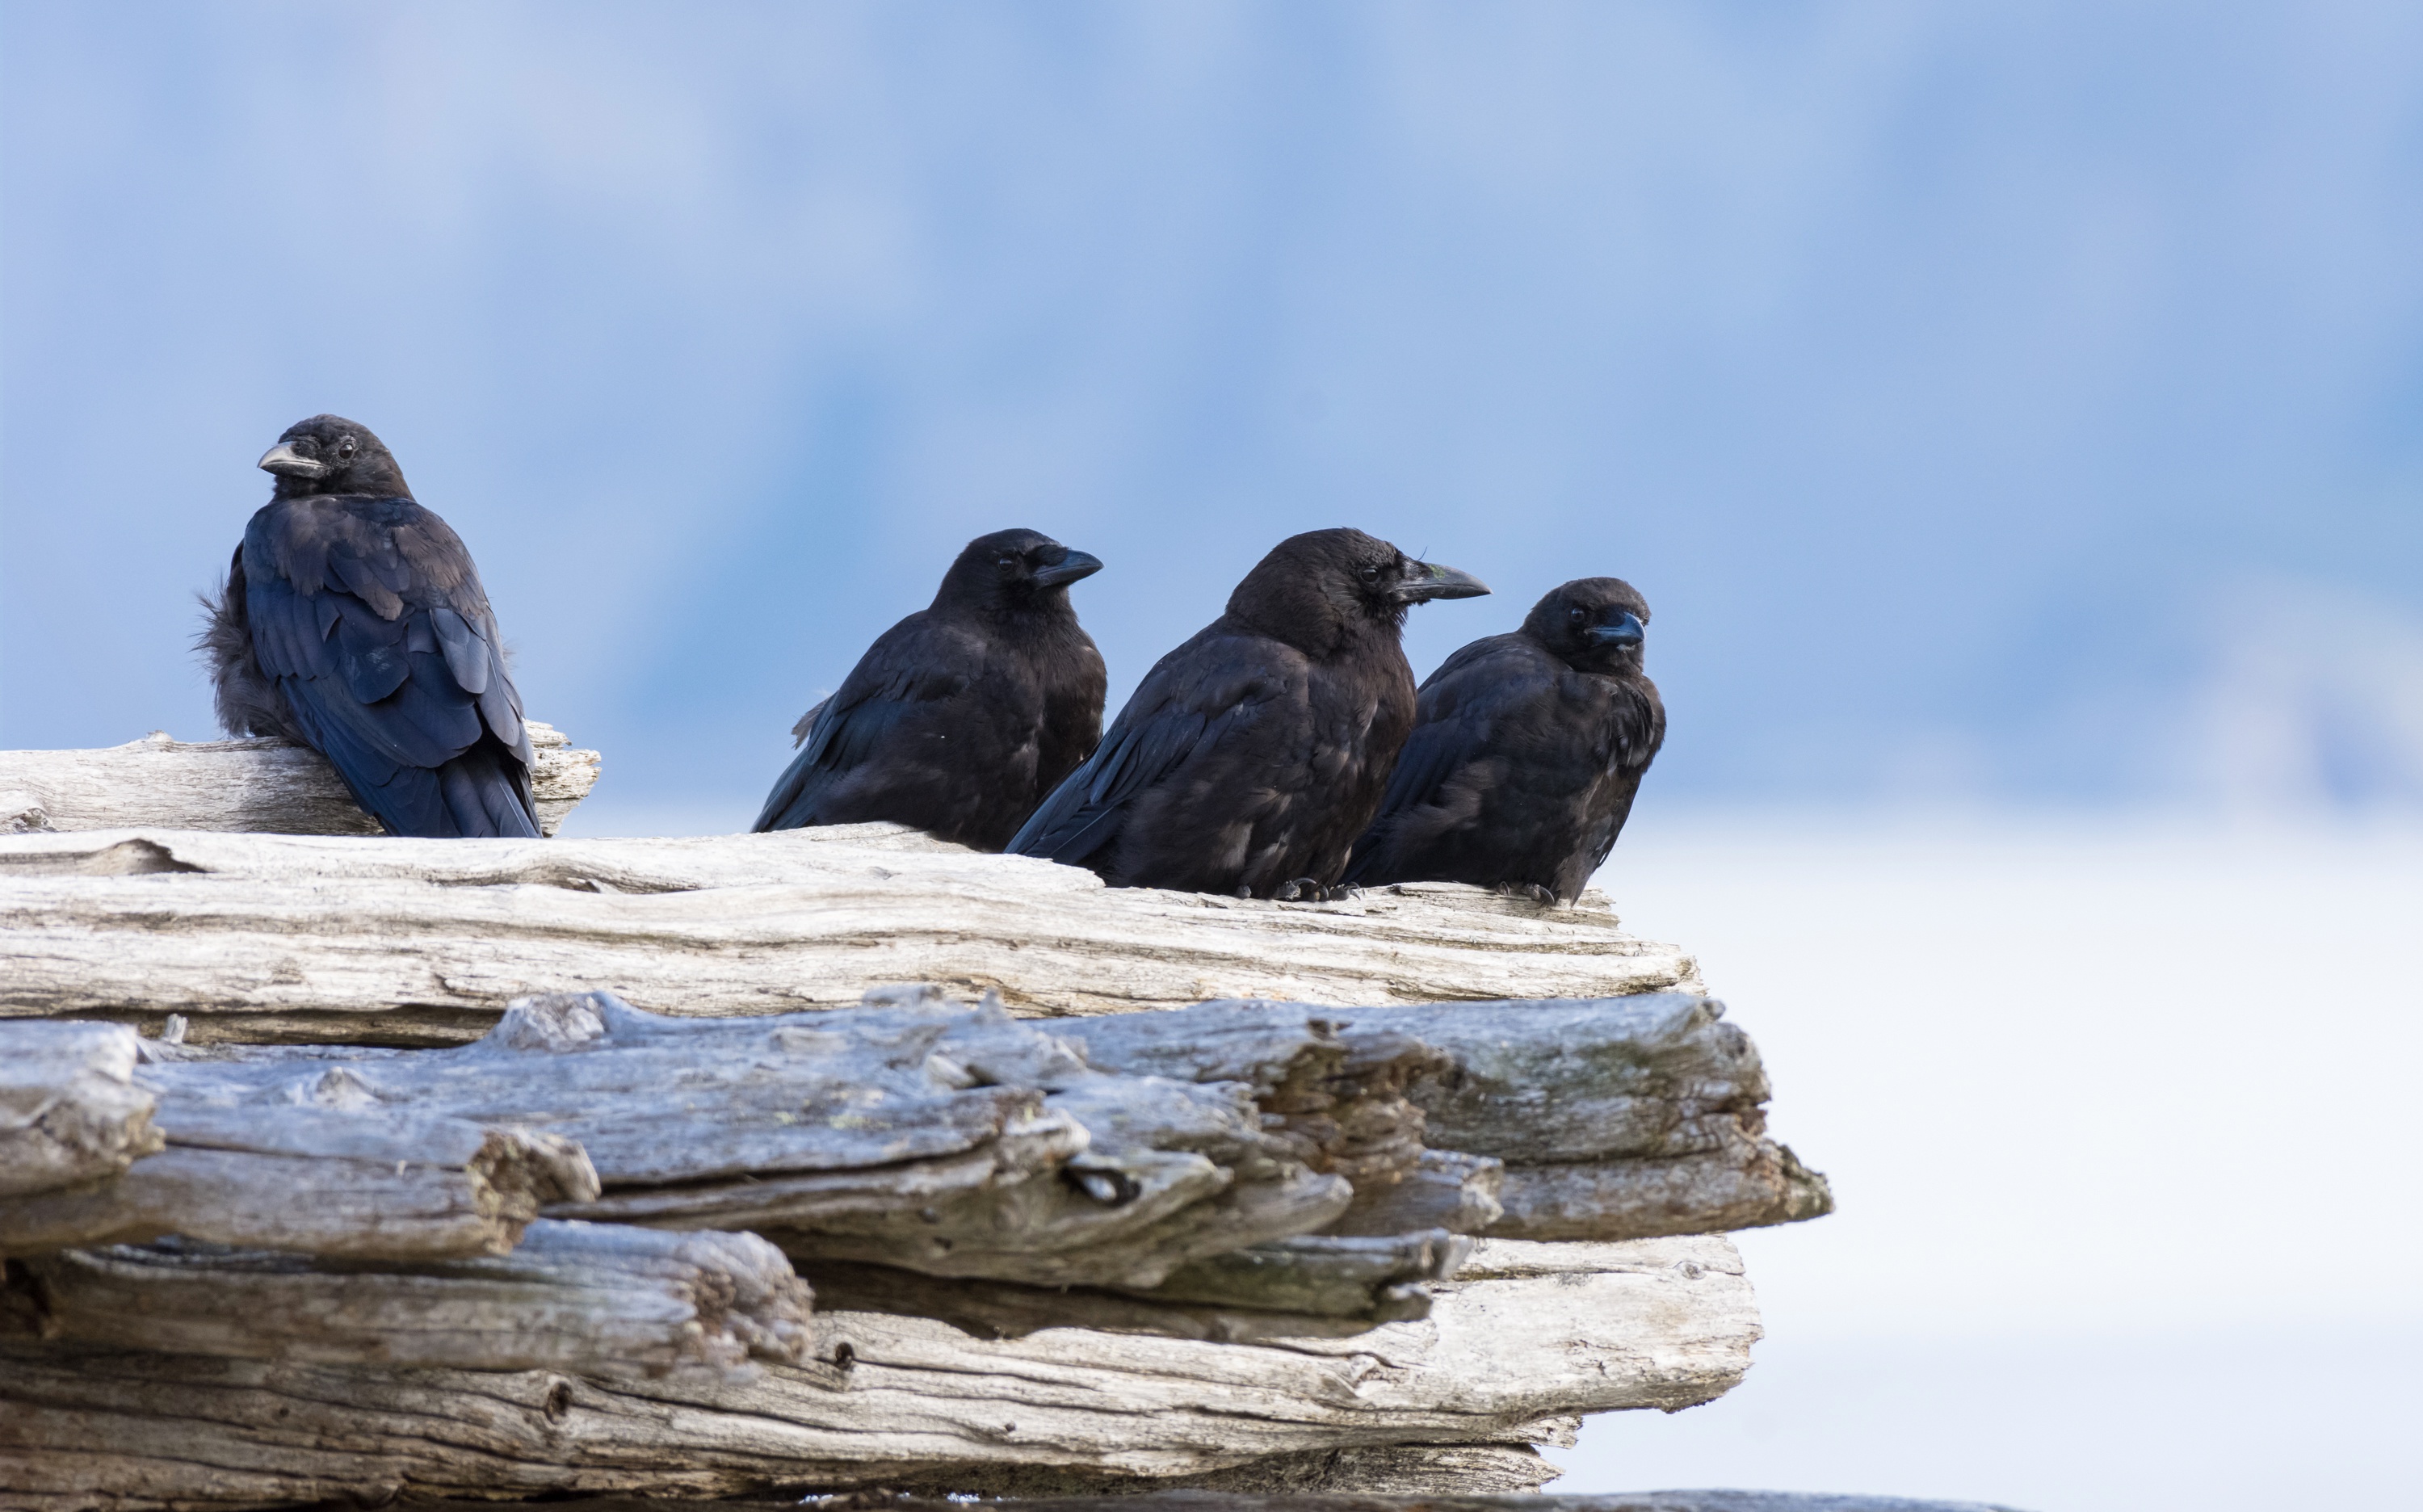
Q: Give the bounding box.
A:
[1230,528,1489,654]
[939,528,1103,614]
[1524,577,1651,674]
[257,415,410,500]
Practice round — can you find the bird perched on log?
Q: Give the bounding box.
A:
[753,528,1107,850]
[1342,577,1665,904]
[200,415,539,838]
[1008,527,1489,898]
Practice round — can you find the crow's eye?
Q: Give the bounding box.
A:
[1568,607,1587,623]
[997,554,1019,571]
[337,436,357,460]
[1359,563,1383,584]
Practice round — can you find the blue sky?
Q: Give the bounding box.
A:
[6,1,2421,821]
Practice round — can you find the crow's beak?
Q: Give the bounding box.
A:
[1031,549,1103,589]
[1585,611,1645,647]
[257,443,328,480]
[1394,560,1491,604]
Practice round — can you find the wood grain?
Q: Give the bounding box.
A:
[0,721,600,838]
[0,1236,1756,1509]
[0,827,1699,1037]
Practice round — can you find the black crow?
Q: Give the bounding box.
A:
[753,528,1107,850]
[1007,527,1488,898]
[1342,577,1665,903]
[200,415,539,838]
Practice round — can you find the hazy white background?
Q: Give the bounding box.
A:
[5,6,2420,1508]
[1560,815,2421,1508]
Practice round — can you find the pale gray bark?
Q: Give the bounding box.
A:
[66,992,1361,1292]
[0,828,1700,1038]
[1491,1140,1834,1242]
[37,986,1824,1284]
[1061,1002,1447,1187]
[0,721,600,838]
[1322,1151,1505,1238]
[845,1440,1566,1495]
[314,1492,2026,1511]
[1072,996,1833,1243]
[790,1261,1398,1344]
[841,1493,2031,1511]
[0,1105,597,1258]
[0,1235,1756,1510]
[0,1022,160,1198]
[0,782,1818,1508]
[1232,995,1770,1165]
[1137,1229,1473,1321]
[17,1220,809,1378]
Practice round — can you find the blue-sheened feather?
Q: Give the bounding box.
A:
[231,490,537,838]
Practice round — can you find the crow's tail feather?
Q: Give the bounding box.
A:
[351,738,538,838]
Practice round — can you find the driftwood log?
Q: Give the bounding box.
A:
[375,1496,2029,1512]
[54,991,1400,1296]
[15,1220,811,1377]
[0,1235,1757,1509]
[0,827,1697,1040]
[817,1496,2032,1511]
[0,756,1836,1506]
[0,1023,162,1198]
[1063,997,1832,1243]
[0,722,602,838]
[1325,1150,1504,1237]
[0,1104,598,1259]
[3,988,1823,1279]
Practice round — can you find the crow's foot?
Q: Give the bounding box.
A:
[1273,876,1338,902]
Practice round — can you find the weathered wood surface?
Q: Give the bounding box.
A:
[793,1262,1401,1345]
[1,985,1824,1281]
[1324,1150,1504,1238]
[11,985,1825,1270]
[0,1023,160,1198]
[1494,1144,1833,1242]
[0,722,601,838]
[84,990,1367,1294]
[0,827,1699,1039]
[14,1220,810,1378]
[1329,998,1830,1241]
[0,1236,1756,1510]
[1140,1230,1472,1321]
[1062,1004,1446,1189]
[1065,996,1832,1243]
[815,1494,2033,1512]
[137,1491,2032,1511]
[374,1444,1575,1500]
[0,1105,597,1259]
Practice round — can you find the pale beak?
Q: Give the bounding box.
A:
[258,443,327,480]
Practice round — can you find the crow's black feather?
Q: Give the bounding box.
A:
[1009,527,1488,897]
[200,415,538,838]
[752,528,1107,850]
[1343,577,1664,902]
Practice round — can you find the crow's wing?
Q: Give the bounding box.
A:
[1007,624,1288,866]
[751,614,982,832]
[243,496,534,838]
[1340,636,1552,886]
[1366,636,1541,819]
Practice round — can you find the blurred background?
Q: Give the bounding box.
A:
[3,4,2417,1508]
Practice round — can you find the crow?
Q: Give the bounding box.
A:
[199,415,539,838]
[753,529,1107,850]
[1007,527,1488,898]
[1342,577,1665,904]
